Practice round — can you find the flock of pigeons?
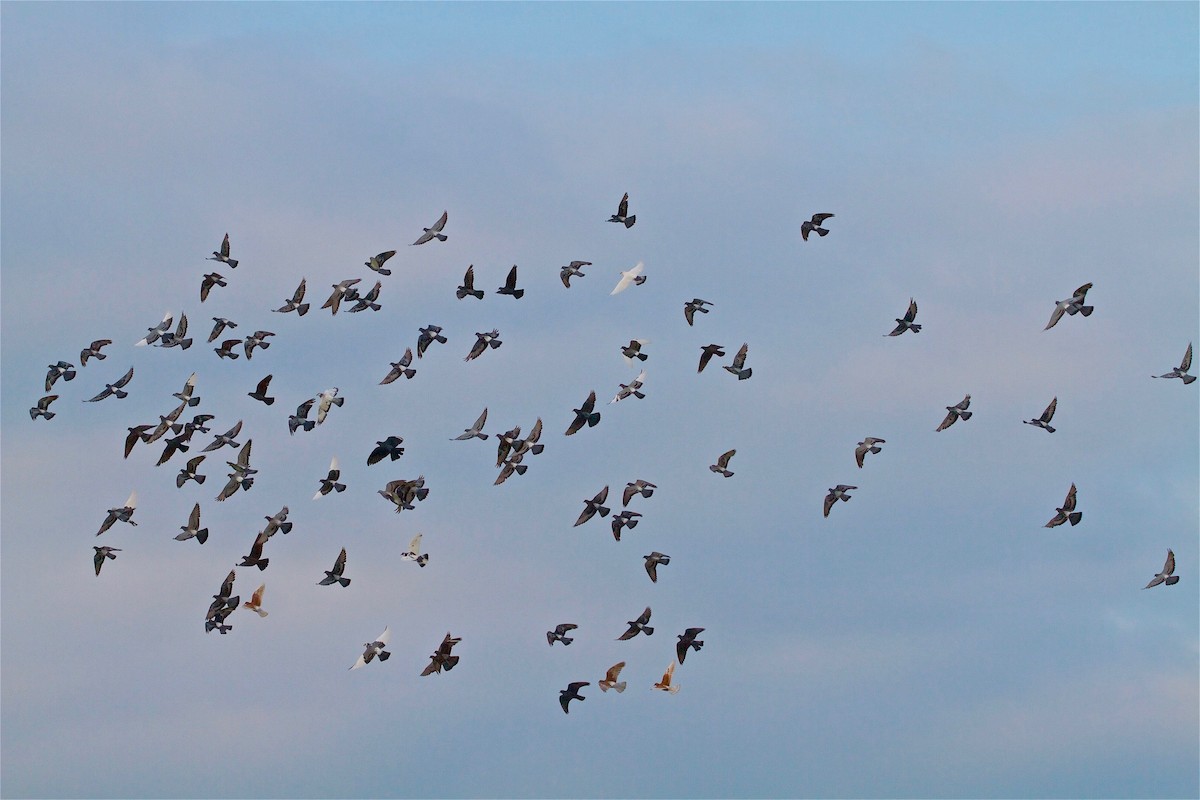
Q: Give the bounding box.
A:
[30,193,1193,711]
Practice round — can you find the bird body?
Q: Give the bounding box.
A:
[617,606,653,640]
[416,325,447,358]
[676,628,705,663]
[684,298,712,326]
[559,681,589,713]
[30,394,58,421]
[565,391,600,435]
[623,479,656,507]
[560,260,591,287]
[93,546,121,576]
[84,366,134,402]
[368,436,405,465]
[456,265,484,300]
[497,265,524,298]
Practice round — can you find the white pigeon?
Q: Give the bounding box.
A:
[350,626,391,670]
[316,387,343,425]
[134,311,174,346]
[610,369,647,404]
[610,261,646,296]
[401,534,429,567]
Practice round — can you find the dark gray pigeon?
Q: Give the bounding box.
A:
[203,420,243,453]
[547,623,578,646]
[207,233,238,269]
[45,361,76,392]
[411,211,448,245]
[93,546,121,576]
[83,366,134,402]
[80,339,112,365]
[559,681,589,713]
[608,192,635,228]
[464,330,501,362]
[347,281,382,313]
[698,344,725,373]
[643,551,670,583]
[274,279,310,316]
[1044,483,1082,528]
[368,436,405,465]
[855,437,885,468]
[176,454,207,488]
[30,394,58,421]
[574,486,611,527]
[610,510,641,541]
[249,374,275,405]
[936,395,973,431]
[319,547,351,587]
[676,628,705,663]
[365,250,396,276]
[684,298,712,326]
[823,485,856,518]
[1153,343,1195,384]
[322,278,361,315]
[135,312,173,347]
[616,607,653,640]
[416,325,447,358]
[497,265,524,298]
[623,479,656,507]
[208,318,237,342]
[886,298,921,336]
[1023,398,1057,433]
[380,349,416,384]
[452,408,489,441]
[175,502,209,544]
[565,391,600,435]
[1044,283,1094,330]
[801,212,833,241]
[456,265,484,300]
[560,260,591,287]
[200,272,227,302]
[710,449,736,477]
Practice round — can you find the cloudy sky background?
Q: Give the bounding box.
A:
[2,3,1197,798]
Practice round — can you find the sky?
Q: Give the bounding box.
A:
[2,3,1197,798]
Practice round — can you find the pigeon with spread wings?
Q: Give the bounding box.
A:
[453,408,489,441]
[710,449,736,478]
[599,662,627,693]
[175,502,209,545]
[886,298,921,336]
[93,546,121,576]
[319,548,351,587]
[1044,282,1094,330]
[365,250,396,276]
[644,551,670,583]
[274,279,310,316]
[610,261,646,295]
[96,491,137,536]
[935,395,973,432]
[823,485,856,518]
[456,265,484,300]
[565,391,600,435]
[1153,343,1195,384]
[801,212,834,241]
[1023,398,1057,433]
[617,607,653,640]
[411,211,448,245]
[547,623,577,646]
[208,233,238,269]
[608,192,636,227]
[84,366,134,402]
[1045,483,1082,528]
[1144,550,1179,588]
[350,627,391,669]
[855,437,885,468]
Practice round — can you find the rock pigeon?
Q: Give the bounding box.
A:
[886,298,921,336]
[823,485,856,518]
[365,250,396,276]
[935,395,973,431]
[319,548,351,587]
[346,280,382,313]
[93,546,121,576]
[207,233,238,269]
[464,330,502,362]
[203,420,243,453]
[45,361,76,392]
[80,338,112,365]
[610,510,642,541]
[1045,483,1082,528]
[214,338,241,359]
[574,486,611,527]
[453,408,489,441]
[684,298,712,326]
[175,502,209,544]
[411,211,448,245]
[565,391,601,435]
[547,623,577,646]
[378,476,429,513]
[643,551,670,583]
[710,449,736,477]
[274,279,310,316]
[176,454,207,488]
[611,261,646,295]
[1044,283,1094,330]
[242,583,268,617]
[208,317,237,342]
[617,606,653,640]
[289,398,317,435]
[1144,550,1179,588]
[200,272,227,302]
[698,344,726,373]
[416,325,447,358]
[157,313,193,350]
[401,533,429,567]
[30,394,58,421]
[367,436,405,465]
[322,278,362,315]
[135,312,173,347]
[242,330,274,360]
[621,339,649,366]
[350,627,391,669]
[313,456,346,499]
[855,437,885,468]
[380,349,416,384]
[96,490,137,536]
[1153,343,1195,384]
[608,192,635,228]
[676,628,705,663]
[238,536,270,571]
[560,260,591,287]
[456,265,484,300]
[83,366,134,402]
[801,212,834,241]
[1023,398,1058,433]
[723,343,752,380]
[559,681,589,713]
[215,440,255,502]
[421,633,462,676]
[248,374,275,406]
[497,265,524,299]
[599,662,627,693]
[623,479,656,507]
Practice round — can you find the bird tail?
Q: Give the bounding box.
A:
[642,626,654,636]
[1183,374,1197,384]
[562,637,573,646]
[297,303,310,316]
[624,216,636,228]
[1166,576,1180,585]
[816,227,829,236]
[263,397,275,405]
[910,324,922,333]
[338,577,350,587]
[44,411,56,420]
[257,558,269,570]
[587,413,601,427]
[513,289,525,299]
[1079,305,1094,316]
[279,522,293,534]
[1068,512,1082,526]
[958,411,972,420]
[227,259,239,269]
[737,368,752,380]
[435,234,447,242]
[197,529,209,545]
[614,681,626,693]
[256,608,269,617]
[1044,425,1055,434]
[378,650,392,660]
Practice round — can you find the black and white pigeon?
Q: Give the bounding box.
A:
[401,533,429,567]
[411,211,448,245]
[175,502,209,545]
[203,420,243,453]
[710,449,736,477]
[1153,343,1195,384]
[559,681,589,714]
[319,548,351,587]
[313,457,347,499]
[155,427,195,466]
[379,349,416,384]
[80,339,112,365]
[855,437,885,468]
[171,372,199,408]
[93,546,121,576]
[176,454,207,488]
[30,395,58,421]
[723,343,752,380]
[565,390,600,435]
[322,278,362,315]
[274,279,310,316]
[365,250,396,276]
[621,339,649,366]
[643,551,670,583]
[96,490,137,536]
[215,440,255,502]
[610,510,641,541]
[347,281,382,313]
[1024,398,1058,433]
[157,313,193,350]
[547,623,578,646]
[623,479,656,506]
[560,260,591,287]
[248,374,275,405]
[464,330,502,362]
[698,344,725,373]
[208,233,238,269]
[200,272,227,302]
[456,265,484,300]
[215,339,241,359]
[416,325,447,358]
[608,192,636,228]
[452,408,489,441]
[45,361,76,392]
[243,330,274,360]
[421,633,462,676]
[574,486,611,527]
[497,265,524,299]
[208,318,237,343]
[316,387,343,425]
[1044,283,1094,330]
[823,485,856,518]
[350,627,391,669]
[610,370,647,404]
[367,436,405,465]
[610,262,646,295]
[676,628,705,663]
[1045,483,1082,528]
[684,298,712,326]
[1144,550,1179,588]
[83,366,134,402]
[617,607,654,640]
[800,212,834,241]
[936,395,973,431]
[135,312,173,347]
[886,298,921,336]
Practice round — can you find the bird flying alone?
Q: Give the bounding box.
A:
[208,233,238,268]
[453,408,489,441]
[1045,483,1082,528]
[886,298,921,336]
[411,211,448,245]
[608,192,635,228]
[1153,342,1195,384]
[936,395,973,431]
[611,261,646,295]
[1023,397,1057,433]
[565,391,601,435]
[1144,550,1179,588]
[1044,282,1094,330]
[823,485,857,518]
[547,623,578,646]
[710,449,736,478]
[30,394,58,421]
[801,212,834,241]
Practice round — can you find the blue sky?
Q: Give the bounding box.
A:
[2,3,1197,798]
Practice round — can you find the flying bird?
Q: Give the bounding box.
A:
[200,272,227,302]
[421,633,462,676]
[289,398,317,435]
[453,408,489,441]
[83,366,134,402]
[248,374,275,406]
[175,502,209,544]
[79,338,112,365]
[319,548,351,587]
[135,312,173,347]
[316,387,344,425]
[93,546,121,576]
[464,329,502,362]
[855,437,886,468]
[243,583,268,617]
[800,212,834,241]
[208,317,237,342]
[172,372,200,407]
[497,265,524,299]
[350,627,391,669]
[257,506,293,543]
[377,476,429,513]
[610,261,646,295]
[611,510,642,541]
[123,424,152,458]
[684,298,712,326]
[274,279,310,316]
[45,361,76,392]
[416,325,447,358]
[599,662,626,693]
[1044,282,1094,330]
[96,490,137,536]
[698,344,725,373]
[379,349,416,384]
[214,338,241,359]
[643,551,670,583]
[208,233,238,269]
[176,454,207,488]
[203,420,243,453]
[935,395,973,431]
[560,260,591,287]
[623,479,656,507]
[411,210,448,245]
[456,265,484,300]
[1153,343,1195,384]
[1143,550,1179,589]
[559,681,589,714]
[621,339,649,366]
[723,343,752,380]
[608,192,636,227]
[313,457,347,499]
[157,313,193,350]
[653,662,680,694]
[823,485,857,518]
[215,440,255,502]
[610,370,646,404]
[574,486,611,527]
[238,536,270,571]
[365,250,396,276]
[347,280,383,313]
[617,606,653,640]
[1023,398,1058,433]
[322,278,362,315]
[1044,483,1082,528]
[243,330,274,360]
[710,449,736,478]
[30,394,58,421]
[676,628,705,663]
[367,436,405,465]
[886,298,921,336]
[547,623,578,646]
[401,534,429,568]
[565,390,600,435]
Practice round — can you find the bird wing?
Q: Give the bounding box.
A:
[855,444,868,469]
[188,502,201,529]
[717,449,736,469]
[1041,397,1057,423]
[581,391,596,413]
[622,483,638,507]
[376,626,391,647]
[235,439,253,468]
[904,298,918,322]
[605,662,625,683]
[935,409,957,431]
[823,492,836,517]
[1062,483,1077,511]
[255,374,273,396]
[503,265,518,290]
[461,265,475,289]
[616,193,629,217]
[113,366,135,388]
[1181,343,1193,372]
[1163,549,1176,576]
[731,342,748,370]
[1044,303,1066,330]
[333,547,347,574]
[1072,282,1093,302]
[215,474,241,501]
[810,213,834,225]
[408,534,422,553]
[251,583,265,606]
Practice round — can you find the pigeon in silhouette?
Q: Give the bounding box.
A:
[823,485,856,518]
[465,329,502,362]
[95,491,137,536]
[80,338,112,365]
[1023,398,1058,433]
[208,318,237,342]
[274,279,310,316]
[421,633,462,676]
[1153,343,1195,384]
[1144,550,1179,588]
[723,343,752,380]
[1045,483,1082,528]
[380,349,416,384]
[623,479,656,507]
[238,536,270,571]
[456,265,484,300]
[176,454,207,488]
[242,330,274,360]
[208,233,238,269]
[367,436,405,465]
[936,395,973,431]
[886,298,921,336]
[800,212,834,241]
[416,325,447,358]
[401,534,429,567]
[411,211,448,245]
[313,457,347,499]
[30,394,58,421]
[200,272,227,302]
[559,681,589,713]
[599,662,627,693]
[565,391,601,435]
[84,366,134,402]
[698,344,726,373]
[610,510,642,541]
[608,192,636,227]
[453,408,489,441]
[93,546,121,576]
[574,486,611,527]
[676,628,705,663]
[855,437,885,468]
[247,374,275,406]
[214,338,241,360]
[617,606,653,640]
[319,548,351,587]
[175,502,209,544]
[684,298,712,326]
[351,627,391,669]
[710,449,736,477]
[497,265,525,299]
[643,551,671,583]
[364,250,396,276]
[547,623,577,646]
[560,260,591,287]
[1044,283,1094,330]
[611,261,646,295]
